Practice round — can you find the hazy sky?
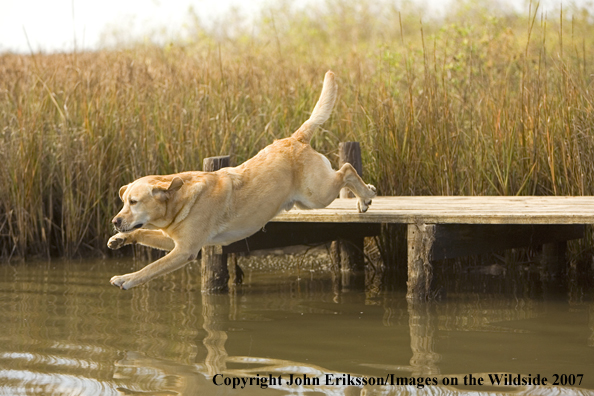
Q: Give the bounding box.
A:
[0,0,583,54]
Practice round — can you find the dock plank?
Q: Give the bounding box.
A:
[273,196,594,224]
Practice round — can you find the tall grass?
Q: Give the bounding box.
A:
[1,0,593,259]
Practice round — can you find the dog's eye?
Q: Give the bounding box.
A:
[129,199,138,206]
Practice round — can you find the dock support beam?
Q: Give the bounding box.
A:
[331,142,365,289]
[406,224,436,301]
[541,242,567,280]
[201,156,231,293]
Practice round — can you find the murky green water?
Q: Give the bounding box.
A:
[1,256,593,395]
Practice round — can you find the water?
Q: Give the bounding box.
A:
[0,255,593,395]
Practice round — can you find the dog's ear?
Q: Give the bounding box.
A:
[167,177,184,193]
[118,184,129,201]
[152,177,184,201]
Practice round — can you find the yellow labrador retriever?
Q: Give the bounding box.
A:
[108,71,376,289]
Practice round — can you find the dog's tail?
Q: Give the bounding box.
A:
[291,70,337,144]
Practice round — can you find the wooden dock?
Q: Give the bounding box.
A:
[199,151,594,300]
[272,196,594,225]
[221,196,593,300]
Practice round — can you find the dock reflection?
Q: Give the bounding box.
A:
[111,287,594,395]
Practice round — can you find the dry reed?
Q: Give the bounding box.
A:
[1,0,593,259]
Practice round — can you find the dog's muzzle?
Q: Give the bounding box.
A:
[112,217,123,230]
[112,217,143,232]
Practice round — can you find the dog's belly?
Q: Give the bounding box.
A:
[206,196,295,246]
[208,226,263,246]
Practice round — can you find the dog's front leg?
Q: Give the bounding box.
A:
[110,244,199,290]
[108,229,175,251]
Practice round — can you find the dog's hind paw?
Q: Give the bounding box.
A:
[356,184,376,213]
[357,198,372,213]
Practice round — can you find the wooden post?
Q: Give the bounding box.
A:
[541,241,568,295]
[331,142,365,290]
[201,156,230,293]
[541,241,567,280]
[380,224,408,289]
[201,245,229,293]
[406,223,436,302]
[203,156,231,173]
[338,142,363,199]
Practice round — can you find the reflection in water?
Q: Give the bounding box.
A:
[590,305,594,348]
[201,294,229,377]
[114,351,208,395]
[408,302,440,376]
[0,257,593,395]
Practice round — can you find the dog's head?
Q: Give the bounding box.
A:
[112,176,184,232]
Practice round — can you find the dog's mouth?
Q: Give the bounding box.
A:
[115,223,144,233]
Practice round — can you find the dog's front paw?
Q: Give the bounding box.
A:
[110,273,141,290]
[108,233,129,250]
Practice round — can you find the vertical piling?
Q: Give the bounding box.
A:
[203,156,231,173]
[331,142,365,289]
[201,156,230,293]
[406,223,436,301]
[541,241,568,295]
[541,241,567,279]
[338,142,363,199]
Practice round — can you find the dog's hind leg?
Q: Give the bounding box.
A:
[297,156,376,213]
[108,229,175,252]
[334,163,377,212]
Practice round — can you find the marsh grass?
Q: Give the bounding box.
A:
[1,0,593,259]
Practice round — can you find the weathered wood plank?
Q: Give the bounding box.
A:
[273,196,594,224]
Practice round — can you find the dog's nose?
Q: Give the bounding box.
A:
[112,217,122,228]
